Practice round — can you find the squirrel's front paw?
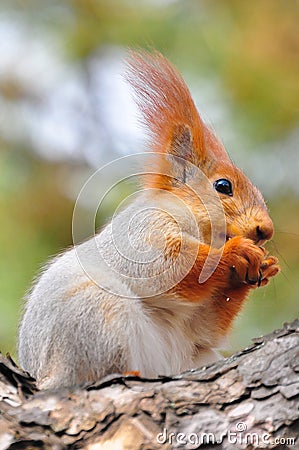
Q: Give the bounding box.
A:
[258,255,280,287]
[224,236,279,287]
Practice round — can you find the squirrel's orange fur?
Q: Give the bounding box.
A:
[18,51,280,389]
[126,51,279,335]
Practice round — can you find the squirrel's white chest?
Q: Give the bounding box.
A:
[127,314,193,376]
[123,297,221,377]
[122,299,199,377]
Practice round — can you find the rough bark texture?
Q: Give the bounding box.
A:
[0,319,298,450]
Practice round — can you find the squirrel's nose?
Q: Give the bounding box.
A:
[253,220,274,245]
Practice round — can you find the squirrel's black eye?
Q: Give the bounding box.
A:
[213,179,233,196]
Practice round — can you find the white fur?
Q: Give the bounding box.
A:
[18,191,221,389]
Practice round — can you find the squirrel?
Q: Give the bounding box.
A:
[18,51,280,389]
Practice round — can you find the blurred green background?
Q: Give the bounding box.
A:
[0,0,298,359]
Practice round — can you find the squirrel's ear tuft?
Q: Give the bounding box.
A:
[125,50,207,163]
[170,124,194,163]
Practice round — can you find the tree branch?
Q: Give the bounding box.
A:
[1,319,298,449]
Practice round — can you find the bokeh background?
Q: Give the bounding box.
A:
[0,0,298,359]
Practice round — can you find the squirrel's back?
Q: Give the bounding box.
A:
[18,51,279,389]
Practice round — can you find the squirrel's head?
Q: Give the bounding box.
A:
[208,159,274,247]
[125,51,274,247]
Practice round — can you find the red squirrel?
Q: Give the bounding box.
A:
[18,51,280,389]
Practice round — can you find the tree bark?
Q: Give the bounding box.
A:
[0,319,298,450]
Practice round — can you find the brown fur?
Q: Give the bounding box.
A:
[126,50,280,338]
